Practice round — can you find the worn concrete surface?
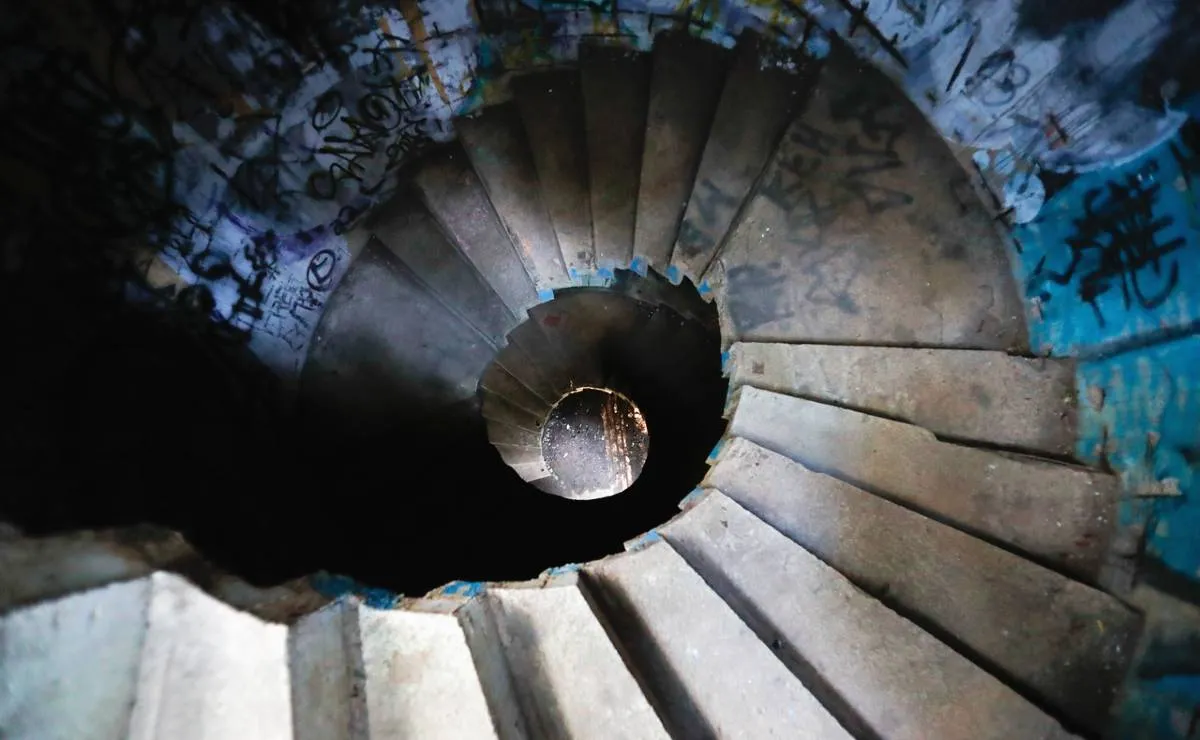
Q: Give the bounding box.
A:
[728,343,1077,456]
[480,362,552,418]
[456,598,530,740]
[498,320,569,405]
[482,391,544,433]
[704,438,1140,732]
[411,146,539,317]
[486,581,668,738]
[728,385,1118,581]
[668,35,817,285]
[583,540,852,739]
[529,291,653,387]
[708,46,1027,349]
[633,32,730,274]
[662,491,1074,740]
[457,103,572,294]
[513,71,595,280]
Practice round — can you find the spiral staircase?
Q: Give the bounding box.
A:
[1,30,1149,739]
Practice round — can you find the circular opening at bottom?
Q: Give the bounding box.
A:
[540,387,650,500]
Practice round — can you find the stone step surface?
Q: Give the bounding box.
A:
[660,490,1075,740]
[704,437,1140,733]
[0,573,291,740]
[528,291,653,388]
[482,390,544,432]
[457,103,572,296]
[513,71,595,282]
[667,34,818,285]
[727,385,1117,580]
[485,579,668,738]
[706,45,1025,349]
[503,319,573,403]
[583,540,853,739]
[480,362,553,418]
[633,31,731,274]
[727,343,1077,456]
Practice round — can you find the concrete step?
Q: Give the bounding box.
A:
[503,319,573,403]
[486,418,541,448]
[727,343,1077,456]
[528,291,654,388]
[583,540,853,738]
[633,31,731,275]
[484,578,669,738]
[482,391,544,433]
[609,268,717,330]
[660,490,1075,740]
[704,437,1140,733]
[457,103,572,296]
[580,43,651,276]
[480,362,553,418]
[411,146,540,317]
[513,71,595,282]
[366,198,517,346]
[727,385,1117,580]
[489,442,543,468]
[291,599,499,740]
[510,459,554,483]
[667,34,818,286]
[705,44,1025,349]
[0,574,291,740]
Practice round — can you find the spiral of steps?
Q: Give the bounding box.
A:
[2,30,1148,740]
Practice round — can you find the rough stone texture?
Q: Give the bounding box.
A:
[728,385,1117,581]
[0,574,292,740]
[668,35,817,284]
[728,343,1078,456]
[457,103,572,293]
[661,491,1075,740]
[704,438,1140,732]
[583,540,853,739]
[457,598,530,740]
[411,146,540,317]
[707,46,1027,349]
[581,44,651,274]
[485,580,668,738]
[366,197,517,346]
[633,31,731,274]
[513,71,595,280]
[289,602,361,740]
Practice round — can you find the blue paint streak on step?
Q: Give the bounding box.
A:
[311,573,402,608]
[706,439,724,463]
[630,255,649,276]
[665,264,682,285]
[441,580,487,598]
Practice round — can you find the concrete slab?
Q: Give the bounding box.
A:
[458,103,572,293]
[633,31,730,274]
[704,438,1140,732]
[581,44,651,274]
[528,291,653,388]
[457,598,530,740]
[485,581,668,738]
[668,35,817,285]
[728,343,1077,456]
[513,71,594,281]
[482,390,544,433]
[727,385,1117,581]
[661,491,1074,740]
[707,46,1026,349]
[480,362,553,418]
[505,317,574,401]
[412,146,539,317]
[583,541,852,739]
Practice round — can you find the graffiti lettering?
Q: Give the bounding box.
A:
[306,249,338,290]
[964,49,1031,108]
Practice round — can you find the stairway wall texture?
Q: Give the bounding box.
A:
[2,0,1199,733]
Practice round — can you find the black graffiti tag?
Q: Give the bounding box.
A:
[307,248,338,290]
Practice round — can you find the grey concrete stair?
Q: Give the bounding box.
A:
[528,291,654,388]
[411,146,540,317]
[513,71,594,282]
[727,343,1078,456]
[291,599,500,740]
[457,104,572,296]
[486,418,541,448]
[705,45,1025,349]
[660,490,1075,740]
[0,574,291,740]
[503,319,574,402]
[482,391,544,433]
[704,437,1140,732]
[480,362,553,419]
[484,578,669,738]
[581,44,651,276]
[667,34,817,286]
[727,385,1118,581]
[633,31,730,275]
[490,442,543,468]
[583,540,853,739]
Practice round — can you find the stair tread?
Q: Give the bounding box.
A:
[634,31,731,273]
[504,317,574,402]
[708,45,1026,349]
[727,385,1117,580]
[457,104,572,294]
[513,71,595,282]
[668,35,817,284]
[486,419,541,449]
[581,44,651,275]
[728,343,1077,456]
[482,392,544,433]
[411,146,540,317]
[528,290,655,388]
[485,581,668,738]
[480,363,553,417]
[661,490,1074,740]
[704,437,1139,732]
[584,540,853,739]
